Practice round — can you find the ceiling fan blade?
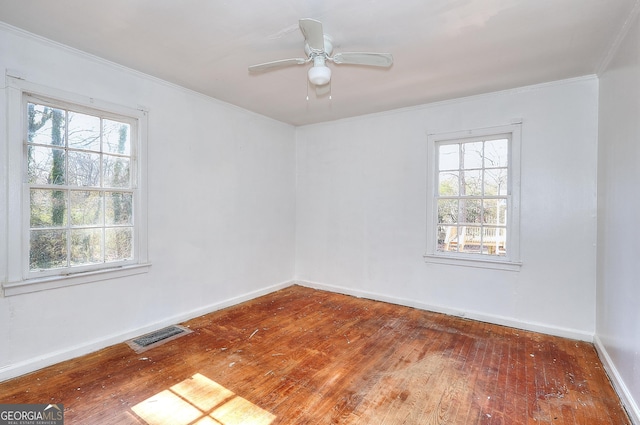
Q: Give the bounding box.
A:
[299,18,325,53]
[248,58,308,73]
[332,52,393,67]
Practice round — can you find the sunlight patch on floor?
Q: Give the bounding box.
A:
[210,395,275,425]
[131,373,275,425]
[132,389,202,425]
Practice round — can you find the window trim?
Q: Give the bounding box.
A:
[424,123,522,271]
[2,75,150,296]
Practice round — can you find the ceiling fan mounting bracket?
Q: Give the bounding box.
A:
[305,35,333,59]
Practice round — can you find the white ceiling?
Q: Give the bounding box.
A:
[0,0,636,126]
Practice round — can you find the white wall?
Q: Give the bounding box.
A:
[0,25,296,380]
[296,77,599,340]
[596,7,640,422]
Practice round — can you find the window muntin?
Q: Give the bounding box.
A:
[26,97,137,276]
[436,136,509,257]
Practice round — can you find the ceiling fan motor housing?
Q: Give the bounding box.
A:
[304,35,333,57]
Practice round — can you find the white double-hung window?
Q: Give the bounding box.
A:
[27,96,137,272]
[425,124,521,271]
[2,77,149,296]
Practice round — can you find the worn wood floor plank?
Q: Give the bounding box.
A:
[0,285,632,424]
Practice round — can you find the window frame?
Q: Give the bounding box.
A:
[424,124,522,271]
[2,76,150,296]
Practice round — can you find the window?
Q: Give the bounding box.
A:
[425,124,521,270]
[2,76,149,296]
[27,96,136,275]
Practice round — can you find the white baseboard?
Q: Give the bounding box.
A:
[594,335,640,425]
[296,279,594,342]
[0,280,294,383]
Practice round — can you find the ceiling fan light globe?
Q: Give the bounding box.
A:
[308,66,331,85]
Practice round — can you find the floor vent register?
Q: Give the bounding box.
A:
[126,325,192,353]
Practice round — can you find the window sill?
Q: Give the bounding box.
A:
[2,263,151,297]
[423,254,521,271]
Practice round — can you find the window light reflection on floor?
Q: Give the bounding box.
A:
[131,373,276,425]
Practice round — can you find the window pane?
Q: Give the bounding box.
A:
[28,145,66,185]
[70,190,103,226]
[438,171,459,196]
[484,168,508,196]
[484,138,508,168]
[438,144,459,170]
[497,228,507,252]
[483,199,508,225]
[28,104,66,147]
[68,151,101,186]
[68,111,101,151]
[103,155,130,188]
[70,228,103,265]
[103,120,131,155]
[498,199,507,225]
[105,227,133,262]
[30,229,67,270]
[105,192,133,225]
[482,227,507,256]
[462,142,483,169]
[30,189,67,227]
[460,199,482,224]
[459,226,482,253]
[483,199,497,224]
[462,170,482,196]
[437,225,458,252]
[437,199,458,224]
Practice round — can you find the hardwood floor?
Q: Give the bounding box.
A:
[0,285,631,424]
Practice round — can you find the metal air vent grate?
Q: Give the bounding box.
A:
[127,325,192,353]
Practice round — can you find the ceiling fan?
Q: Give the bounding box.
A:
[248,18,393,95]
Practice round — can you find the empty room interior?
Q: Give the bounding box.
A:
[1,1,640,424]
